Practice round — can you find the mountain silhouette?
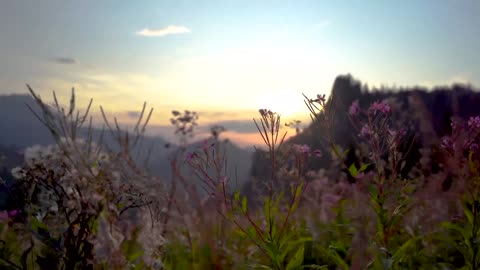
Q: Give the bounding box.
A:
[0,94,253,194]
[245,74,480,197]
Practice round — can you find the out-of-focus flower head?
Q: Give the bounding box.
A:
[313,149,322,157]
[348,100,361,116]
[185,151,197,162]
[441,136,453,151]
[470,143,479,152]
[468,116,480,131]
[359,124,373,138]
[369,100,391,115]
[292,144,311,154]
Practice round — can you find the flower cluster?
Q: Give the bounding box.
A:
[348,100,361,116]
[441,116,480,155]
[291,144,322,157]
[468,116,480,131]
[368,100,391,114]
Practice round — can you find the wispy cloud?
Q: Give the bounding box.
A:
[315,20,331,28]
[51,57,77,65]
[127,111,140,118]
[136,25,191,37]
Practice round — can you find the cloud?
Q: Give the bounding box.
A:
[420,74,473,89]
[51,57,77,65]
[202,120,258,134]
[127,111,140,118]
[136,25,191,37]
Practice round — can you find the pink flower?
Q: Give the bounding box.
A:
[441,136,453,150]
[7,210,20,218]
[359,124,373,137]
[313,149,322,157]
[348,100,360,116]
[468,116,480,131]
[185,152,197,161]
[451,118,463,131]
[470,143,479,152]
[292,144,311,154]
[369,101,391,114]
[200,139,213,151]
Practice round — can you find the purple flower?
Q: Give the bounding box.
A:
[441,136,453,150]
[369,101,391,114]
[292,144,310,154]
[470,143,479,152]
[348,100,360,116]
[451,118,463,131]
[313,149,322,157]
[359,124,373,138]
[200,139,214,151]
[468,116,480,131]
[387,127,406,140]
[8,210,20,218]
[185,152,197,162]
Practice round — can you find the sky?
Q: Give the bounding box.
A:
[1,0,480,146]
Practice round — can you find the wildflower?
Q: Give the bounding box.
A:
[200,139,214,151]
[441,136,453,150]
[49,204,59,213]
[292,144,310,154]
[11,167,26,179]
[369,100,391,114]
[468,116,480,131]
[313,149,322,157]
[316,94,326,104]
[185,152,197,162]
[470,143,479,152]
[259,108,273,117]
[451,118,463,131]
[8,210,20,217]
[24,144,43,165]
[348,100,360,116]
[359,124,373,138]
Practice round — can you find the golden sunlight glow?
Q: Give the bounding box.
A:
[254,90,307,119]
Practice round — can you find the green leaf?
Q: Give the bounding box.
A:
[242,196,248,214]
[359,163,370,173]
[464,206,474,224]
[317,245,349,270]
[348,164,358,177]
[286,245,304,270]
[391,238,415,266]
[280,237,312,262]
[442,222,472,242]
[30,216,49,232]
[234,191,241,204]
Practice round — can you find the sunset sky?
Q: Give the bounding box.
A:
[1,1,479,146]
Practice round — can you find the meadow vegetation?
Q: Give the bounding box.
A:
[1,82,480,270]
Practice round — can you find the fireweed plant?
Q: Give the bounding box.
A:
[2,84,480,269]
[346,99,420,269]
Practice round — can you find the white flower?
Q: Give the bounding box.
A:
[24,144,43,165]
[49,204,58,213]
[91,166,100,177]
[11,167,26,179]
